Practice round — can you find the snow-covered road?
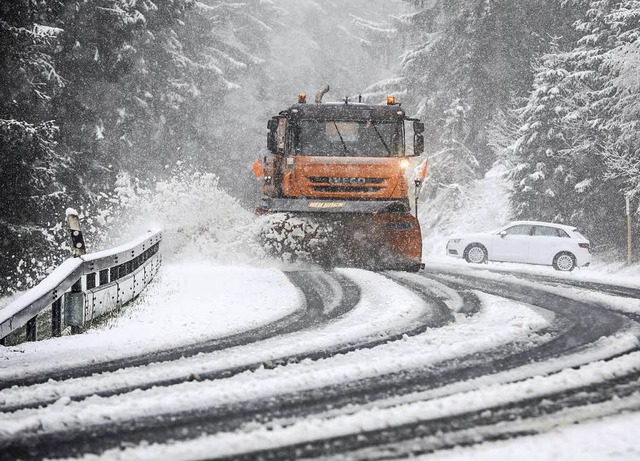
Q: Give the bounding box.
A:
[1,261,640,460]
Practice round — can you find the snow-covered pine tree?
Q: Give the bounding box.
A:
[184,0,281,201]
[397,0,577,172]
[0,1,73,292]
[598,2,640,197]
[52,0,203,185]
[512,0,640,253]
[510,45,597,230]
[350,14,398,68]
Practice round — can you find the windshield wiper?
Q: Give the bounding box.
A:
[332,121,350,156]
[370,121,392,156]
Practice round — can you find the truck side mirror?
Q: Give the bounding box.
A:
[267,119,278,153]
[413,121,424,156]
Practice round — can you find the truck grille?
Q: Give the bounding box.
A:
[311,186,384,193]
[307,177,387,194]
[308,177,386,185]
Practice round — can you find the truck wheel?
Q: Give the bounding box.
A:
[553,252,576,271]
[464,244,487,264]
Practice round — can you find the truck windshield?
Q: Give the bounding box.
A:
[295,120,403,157]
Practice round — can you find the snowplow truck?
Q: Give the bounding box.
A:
[255,87,425,271]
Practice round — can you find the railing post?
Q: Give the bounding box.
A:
[52,298,63,337]
[64,279,84,335]
[26,317,37,342]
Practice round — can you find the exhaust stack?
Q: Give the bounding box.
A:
[315,85,330,104]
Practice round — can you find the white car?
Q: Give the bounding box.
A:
[446,221,591,271]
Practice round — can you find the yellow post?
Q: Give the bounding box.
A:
[66,208,86,257]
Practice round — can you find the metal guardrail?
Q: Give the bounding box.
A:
[0,230,162,346]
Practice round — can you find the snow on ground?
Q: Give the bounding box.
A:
[72,351,640,461]
[3,250,640,458]
[424,405,640,461]
[0,264,302,382]
[3,258,639,459]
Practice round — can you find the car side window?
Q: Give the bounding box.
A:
[556,228,569,238]
[504,225,533,236]
[533,226,558,237]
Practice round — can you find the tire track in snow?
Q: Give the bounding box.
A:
[423,270,631,362]
[429,262,640,319]
[130,271,636,461]
[232,353,640,461]
[0,268,446,415]
[461,265,640,322]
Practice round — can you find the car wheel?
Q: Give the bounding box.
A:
[464,244,487,264]
[553,252,576,271]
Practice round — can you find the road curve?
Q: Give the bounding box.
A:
[1,265,639,460]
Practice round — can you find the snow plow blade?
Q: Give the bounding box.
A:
[258,210,422,272]
[257,198,411,214]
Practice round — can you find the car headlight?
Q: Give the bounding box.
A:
[448,238,462,244]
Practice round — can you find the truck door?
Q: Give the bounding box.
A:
[272,118,288,197]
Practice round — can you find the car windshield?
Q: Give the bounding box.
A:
[295,120,403,157]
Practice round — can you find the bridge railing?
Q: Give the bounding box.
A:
[0,230,162,346]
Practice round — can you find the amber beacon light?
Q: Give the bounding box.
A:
[386,95,396,105]
[298,93,307,104]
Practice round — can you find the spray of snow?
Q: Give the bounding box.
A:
[91,170,268,266]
